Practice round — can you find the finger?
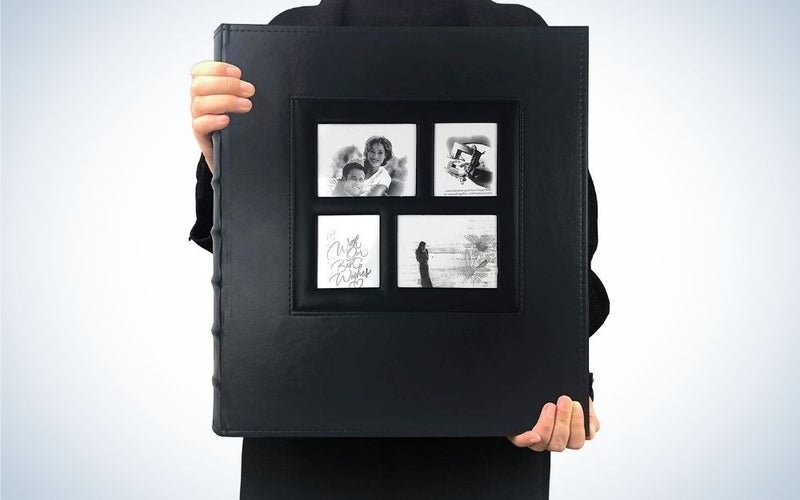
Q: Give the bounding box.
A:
[567,401,586,449]
[193,114,230,136]
[507,429,542,448]
[191,61,242,78]
[191,94,252,118]
[191,75,255,98]
[528,402,556,452]
[547,395,573,452]
[191,115,230,175]
[588,397,600,438]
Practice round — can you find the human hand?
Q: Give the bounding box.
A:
[190,61,255,174]
[507,395,599,452]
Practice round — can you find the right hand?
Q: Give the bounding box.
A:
[190,61,255,174]
[507,396,600,453]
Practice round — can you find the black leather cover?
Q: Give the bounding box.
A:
[211,24,589,437]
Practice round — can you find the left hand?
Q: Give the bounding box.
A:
[507,395,599,452]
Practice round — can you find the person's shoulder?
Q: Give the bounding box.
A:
[328,177,342,196]
[377,166,391,182]
[268,0,338,26]
[464,0,547,27]
[269,8,318,25]
[269,1,547,27]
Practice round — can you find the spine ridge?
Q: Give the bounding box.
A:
[210,24,228,434]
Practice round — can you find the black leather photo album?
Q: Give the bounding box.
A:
[210,24,590,437]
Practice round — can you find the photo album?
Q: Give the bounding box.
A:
[210,24,591,437]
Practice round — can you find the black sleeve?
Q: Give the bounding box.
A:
[187,153,214,253]
[587,173,610,400]
[588,173,610,337]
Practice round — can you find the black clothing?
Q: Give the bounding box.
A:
[188,1,610,498]
[241,437,550,499]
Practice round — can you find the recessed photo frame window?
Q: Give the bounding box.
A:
[291,98,520,312]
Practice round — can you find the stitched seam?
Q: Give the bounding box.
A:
[220,26,579,430]
[290,312,520,317]
[289,98,295,314]
[290,96,517,101]
[519,100,524,312]
[218,428,503,434]
[224,27,584,34]
[578,31,587,400]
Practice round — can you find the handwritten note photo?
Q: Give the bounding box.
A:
[317,215,380,289]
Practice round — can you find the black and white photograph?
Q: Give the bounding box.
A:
[397,215,498,289]
[317,215,380,289]
[434,122,497,197]
[317,123,417,197]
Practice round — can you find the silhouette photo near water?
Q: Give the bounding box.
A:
[397,215,497,289]
[415,241,434,288]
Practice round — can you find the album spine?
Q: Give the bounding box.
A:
[210,24,229,435]
[580,28,591,438]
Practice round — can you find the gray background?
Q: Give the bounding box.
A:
[2,0,798,498]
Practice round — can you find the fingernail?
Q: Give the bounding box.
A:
[226,66,239,76]
[590,423,597,435]
[558,396,572,412]
[529,432,541,445]
[240,81,255,95]
[572,401,582,412]
[546,403,555,417]
[237,98,252,109]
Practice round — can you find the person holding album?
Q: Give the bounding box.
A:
[188,1,609,498]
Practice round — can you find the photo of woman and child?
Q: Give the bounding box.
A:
[318,124,417,197]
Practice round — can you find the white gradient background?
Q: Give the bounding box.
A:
[2,1,798,498]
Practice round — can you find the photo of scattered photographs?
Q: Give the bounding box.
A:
[397,215,498,289]
[317,215,380,289]
[434,123,497,197]
[317,123,417,197]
